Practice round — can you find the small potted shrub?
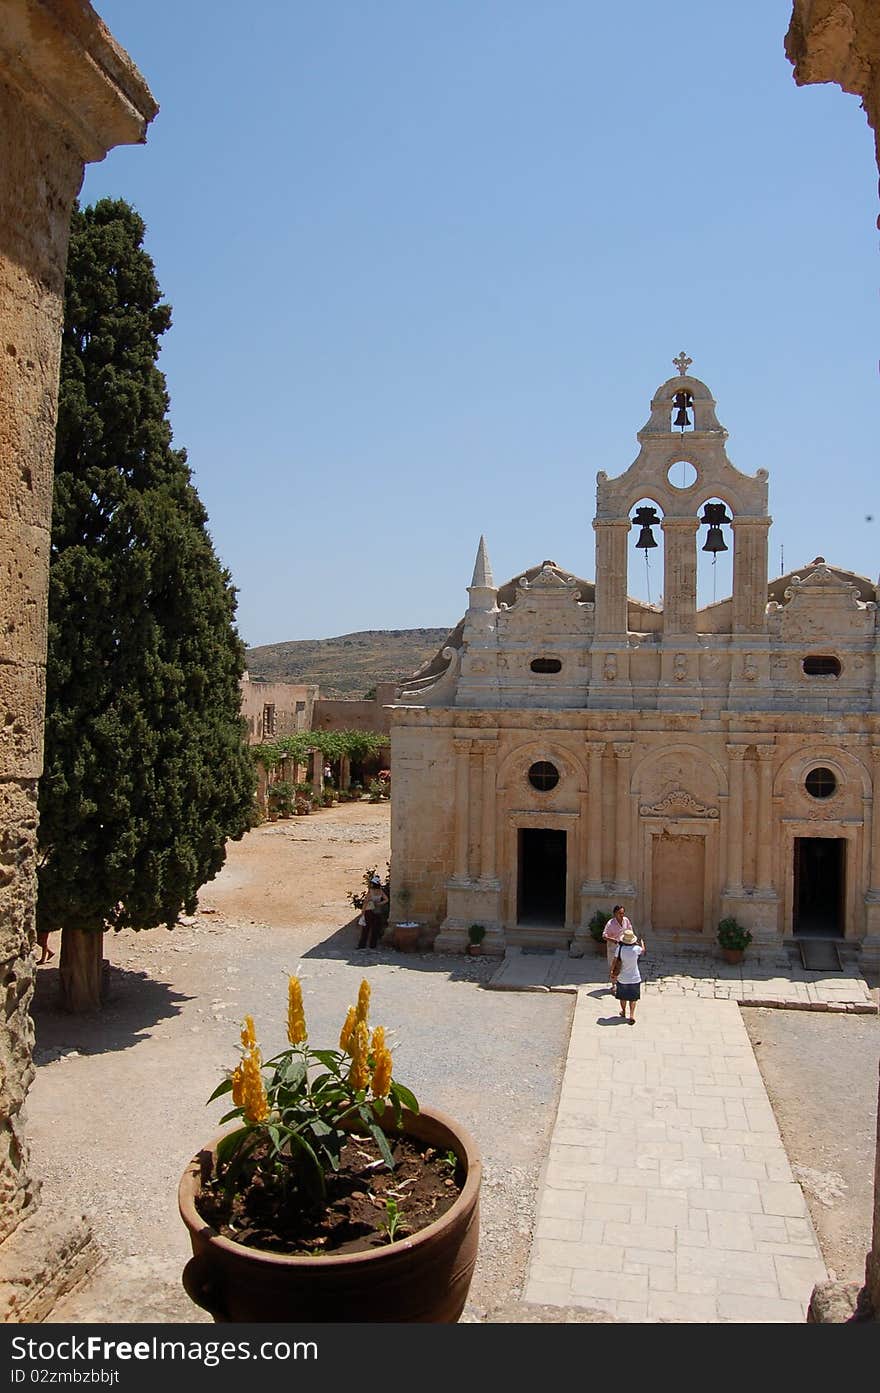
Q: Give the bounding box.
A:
[466,924,486,957]
[717,916,752,964]
[178,977,481,1322]
[588,909,609,954]
[267,780,294,819]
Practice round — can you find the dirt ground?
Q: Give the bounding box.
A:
[25,800,880,1322]
[28,803,576,1323]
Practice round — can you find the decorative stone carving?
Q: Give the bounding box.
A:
[673,653,688,682]
[639,787,719,818]
[603,653,617,681]
[743,654,758,681]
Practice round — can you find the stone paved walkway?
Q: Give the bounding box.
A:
[522,990,829,1322]
[489,946,877,1013]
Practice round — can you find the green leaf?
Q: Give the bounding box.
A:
[206,1078,234,1104]
[390,1082,420,1115]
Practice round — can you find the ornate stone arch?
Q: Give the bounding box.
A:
[630,742,729,802]
[496,739,588,797]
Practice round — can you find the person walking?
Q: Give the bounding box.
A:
[612,927,645,1023]
[602,905,633,991]
[357,875,388,950]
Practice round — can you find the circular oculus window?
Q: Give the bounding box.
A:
[805,767,837,800]
[528,761,560,792]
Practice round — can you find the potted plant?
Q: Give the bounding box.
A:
[717,916,752,964]
[466,924,486,956]
[178,977,481,1323]
[588,909,609,954]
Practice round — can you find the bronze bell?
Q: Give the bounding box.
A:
[632,505,660,550]
[700,501,731,553]
[672,391,692,428]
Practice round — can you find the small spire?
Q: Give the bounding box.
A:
[470,535,494,589]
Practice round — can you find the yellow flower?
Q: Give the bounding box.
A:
[231,1063,245,1108]
[240,1015,257,1050]
[242,1047,269,1124]
[371,1046,392,1099]
[287,975,307,1045]
[370,1025,385,1058]
[356,979,371,1025]
[348,1020,370,1092]
[339,1005,357,1053]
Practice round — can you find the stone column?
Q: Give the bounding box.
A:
[452,738,472,880]
[586,742,604,884]
[868,747,880,896]
[593,519,630,634]
[725,745,746,893]
[613,742,633,887]
[661,518,699,636]
[732,519,771,634]
[340,754,350,791]
[755,746,775,891]
[0,0,157,1323]
[480,742,497,880]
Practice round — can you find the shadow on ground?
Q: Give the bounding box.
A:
[31,962,193,1063]
[301,916,498,986]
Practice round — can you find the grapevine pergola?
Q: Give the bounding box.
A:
[253,728,388,775]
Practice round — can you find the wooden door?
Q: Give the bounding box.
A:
[652,833,705,933]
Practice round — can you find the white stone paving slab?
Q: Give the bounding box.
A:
[522,990,828,1322]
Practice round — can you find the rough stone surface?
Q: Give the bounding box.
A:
[0,0,156,1319]
[0,1205,98,1323]
[807,1279,863,1323]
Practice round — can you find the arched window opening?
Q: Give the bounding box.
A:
[696,496,733,610]
[671,389,694,432]
[628,497,663,610]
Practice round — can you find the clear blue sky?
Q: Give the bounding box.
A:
[84,1,878,648]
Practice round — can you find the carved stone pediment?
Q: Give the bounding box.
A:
[778,566,875,643]
[639,786,719,818]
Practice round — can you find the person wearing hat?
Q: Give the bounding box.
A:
[611,926,645,1023]
[602,905,634,991]
[358,874,389,950]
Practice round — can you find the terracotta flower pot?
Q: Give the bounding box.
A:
[178,1106,481,1323]
[721,947,744,964]
[393,923,420,952]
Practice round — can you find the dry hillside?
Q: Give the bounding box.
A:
[244,627,451,697]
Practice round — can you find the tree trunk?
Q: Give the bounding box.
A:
[58,928,105,1013]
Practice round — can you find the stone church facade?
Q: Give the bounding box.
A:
[389,365,880,968]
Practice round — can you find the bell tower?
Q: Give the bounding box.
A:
[590,356,771,709]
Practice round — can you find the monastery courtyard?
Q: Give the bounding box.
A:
[27,803,879,1325]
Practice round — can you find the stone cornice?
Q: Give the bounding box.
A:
[0,0,157,161]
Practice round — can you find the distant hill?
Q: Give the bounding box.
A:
[244,628,451,698]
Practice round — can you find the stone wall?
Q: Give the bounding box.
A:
[0,0,156,1320]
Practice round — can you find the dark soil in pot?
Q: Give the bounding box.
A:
[196,1133,463,1257]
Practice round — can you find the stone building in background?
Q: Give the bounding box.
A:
[0,0,155,1320]
[390,365,880,972]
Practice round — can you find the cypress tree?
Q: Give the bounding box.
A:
[38,198,256,1011]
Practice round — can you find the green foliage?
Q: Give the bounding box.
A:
[37,199,255,940]
[210,981,419,1221]
[267,781,295,817]
[588,909,609,942]
[467,923,486,945]
[253,729,387,773]
[379,1197,408,1244]
[717,917,753,950]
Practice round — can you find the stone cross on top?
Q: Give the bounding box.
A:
[673,350,693,377]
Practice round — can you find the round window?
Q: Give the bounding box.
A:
[805,767,837,799]
[528,761,560,792]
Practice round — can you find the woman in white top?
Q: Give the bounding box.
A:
[612,927,645,1024]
